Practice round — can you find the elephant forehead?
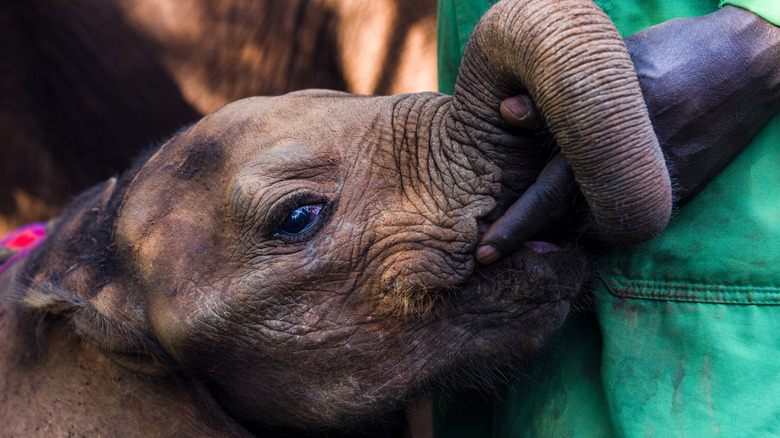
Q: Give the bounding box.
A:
[115,94,381,234]
[196,92,385,146]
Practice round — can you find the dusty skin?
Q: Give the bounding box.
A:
[0,0,671,435]
[0,91,589,437]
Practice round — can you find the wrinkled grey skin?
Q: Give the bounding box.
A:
[0,0,667,435]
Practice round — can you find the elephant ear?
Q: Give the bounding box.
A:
[451,0,672,244]
[16,176,169,374]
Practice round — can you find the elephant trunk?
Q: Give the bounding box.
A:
[450,0,672,244]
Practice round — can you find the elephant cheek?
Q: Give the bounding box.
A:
[133,213,228,358]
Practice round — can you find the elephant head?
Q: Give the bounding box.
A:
[18,0,669,433]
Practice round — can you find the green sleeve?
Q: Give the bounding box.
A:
[721,0,780,26]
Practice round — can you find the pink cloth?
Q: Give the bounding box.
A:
[0,222,47,275]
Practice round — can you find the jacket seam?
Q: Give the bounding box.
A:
[597,271,780,305]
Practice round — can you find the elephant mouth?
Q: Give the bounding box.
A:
[524,239,564,254]
[401,243,590,395]
[458,243,588,318]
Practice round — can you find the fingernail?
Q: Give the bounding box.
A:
[476,245,501,265]
[505,96,531,121]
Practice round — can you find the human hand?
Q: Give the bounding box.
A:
[477,6,780,265]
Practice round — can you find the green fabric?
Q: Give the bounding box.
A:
[435,1,780,436]
[437,0,495,95]
[597,0,719,34]
[722,0,780,26]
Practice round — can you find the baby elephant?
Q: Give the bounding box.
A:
[0,0,670,436]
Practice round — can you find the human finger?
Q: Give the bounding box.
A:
[476,154,576,264]
[500,95,540,131]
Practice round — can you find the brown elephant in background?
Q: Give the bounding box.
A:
[0,0,437,234]
[0,0,672,436]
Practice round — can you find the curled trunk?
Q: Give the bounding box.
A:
[448,0,672,244]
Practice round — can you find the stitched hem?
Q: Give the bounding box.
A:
[598,271,780,305]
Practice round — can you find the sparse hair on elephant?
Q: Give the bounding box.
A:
[0,0,670,436]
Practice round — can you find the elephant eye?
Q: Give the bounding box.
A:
[277,204,323,236]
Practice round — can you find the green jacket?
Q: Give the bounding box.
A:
[435,1,780,436]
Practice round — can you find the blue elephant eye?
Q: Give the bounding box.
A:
[279,204,323,236]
